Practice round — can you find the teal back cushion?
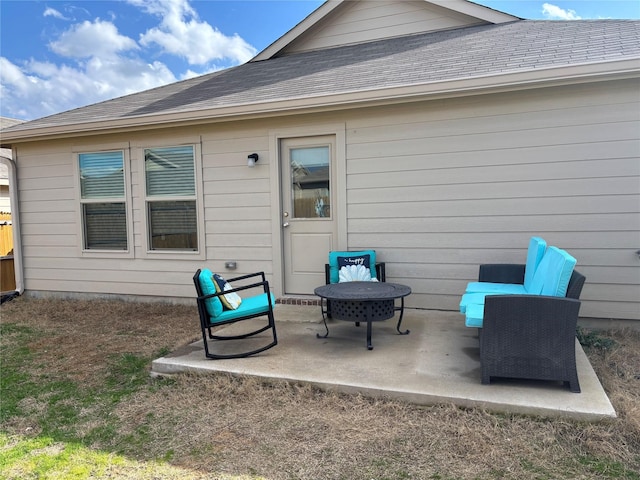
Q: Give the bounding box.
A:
[198,269,224,318]
[328,250,377,284]
[523,236,547,291]
[528,246,576,297]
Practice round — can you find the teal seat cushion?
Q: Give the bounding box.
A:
[523,236,547,291]
[465,303,485,328]
[464,282,528,295]
[460,292,485,313]
[528,246,576,296]
[198,269,223,318]
[210,293,276,324]
[460,292,477,313]
[459,290,525,313]
[328,250,377,284]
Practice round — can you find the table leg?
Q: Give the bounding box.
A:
[316,303,329,339]
[396,297,410,335]
[365,302,374,350]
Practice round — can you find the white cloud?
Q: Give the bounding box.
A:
[43,7,68,20]
[0,0,256,120]
[49,19,139,58]
[0,54,176,120]
[128,0,257,65]
[542,3,582,20]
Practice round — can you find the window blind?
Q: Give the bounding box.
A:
[83,203,127,250]
[145,146,195,197]
[79,151,125,199]
[148,201,197,250]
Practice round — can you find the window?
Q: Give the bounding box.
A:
[79,151,127,250]
[144,145,198,251]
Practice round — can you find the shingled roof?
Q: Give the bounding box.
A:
[2,19,639,139]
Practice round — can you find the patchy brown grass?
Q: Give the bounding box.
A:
[2,296,198,386]
[2,296,639,479]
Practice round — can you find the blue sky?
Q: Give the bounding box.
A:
[1,0,638,121]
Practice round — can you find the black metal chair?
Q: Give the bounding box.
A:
[193,269,277,359]
[321,253,386,322]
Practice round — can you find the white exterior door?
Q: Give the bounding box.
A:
[281,136,337,294]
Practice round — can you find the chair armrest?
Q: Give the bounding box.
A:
[482,295,581,341]
[225,271,266,283]
[566,270,586,299]
[198,272,271,300]
[478,264,525,284]
[219,280,271,296]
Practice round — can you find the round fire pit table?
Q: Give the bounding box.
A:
[314,281,411,350]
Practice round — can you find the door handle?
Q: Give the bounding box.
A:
[283,222,290,228]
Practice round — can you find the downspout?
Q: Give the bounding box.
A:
[1,153,23,295]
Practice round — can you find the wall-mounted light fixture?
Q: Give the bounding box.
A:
[247,153,259,168]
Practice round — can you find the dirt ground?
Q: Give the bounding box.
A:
[2,296,639,479]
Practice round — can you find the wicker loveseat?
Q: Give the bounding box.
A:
[459,237,586,392]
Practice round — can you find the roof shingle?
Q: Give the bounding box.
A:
[4,20,639,134]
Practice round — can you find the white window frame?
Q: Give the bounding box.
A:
[74,144,134,258]
[138,141,205,260]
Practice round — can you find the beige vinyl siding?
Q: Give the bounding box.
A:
[282,0,484,55]
[201,129,273,269]
[14,78,640,320]
[342,79,640,320]
[18,141,78,270]
[16,126,277,300]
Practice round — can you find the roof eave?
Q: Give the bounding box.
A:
[430,0,520,23]
[3,58,638,144]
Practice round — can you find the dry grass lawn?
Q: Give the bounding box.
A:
[1,296,639,479]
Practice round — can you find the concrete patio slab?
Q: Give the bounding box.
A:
[151,305,616,422]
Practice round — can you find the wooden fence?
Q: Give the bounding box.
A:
[0,212,15,292]
[0,212,12,256]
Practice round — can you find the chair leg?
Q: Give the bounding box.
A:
[203,312,278,360]
[209,322,272,340]
[567,371,581,393]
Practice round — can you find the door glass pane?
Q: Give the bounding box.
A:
[290,146,330,218]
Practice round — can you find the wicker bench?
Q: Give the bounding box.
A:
[459,238,586,392]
